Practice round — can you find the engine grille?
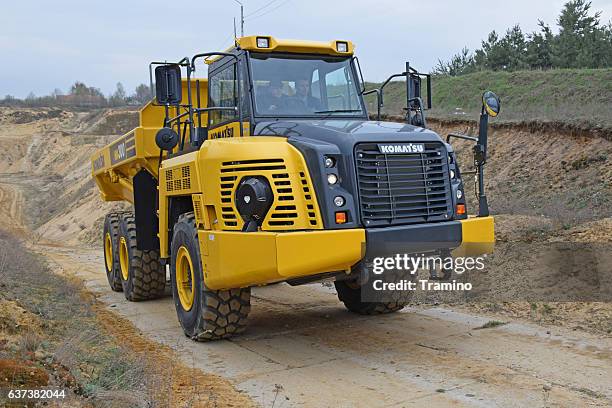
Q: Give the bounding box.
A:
[218,159,320,230]
[355,142,452,227]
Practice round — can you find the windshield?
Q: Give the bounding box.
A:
[250,53,365,117]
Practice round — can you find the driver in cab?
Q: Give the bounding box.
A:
[293,79,321,111]
[259,78,322,113]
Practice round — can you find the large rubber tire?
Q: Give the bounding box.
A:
[171,212,251,341]
[103,212,123,292]
[335,277,411,315]
[117,212,166,301]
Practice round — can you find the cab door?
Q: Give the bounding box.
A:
[208,58,250,139]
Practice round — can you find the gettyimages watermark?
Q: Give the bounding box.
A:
[359,240,612,303]
[362,253,486,300]
[371,254,485,292]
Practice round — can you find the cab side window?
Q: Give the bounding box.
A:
[209,63,237,127]
[324,66,359,111]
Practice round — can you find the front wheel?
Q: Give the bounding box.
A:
[335,276,412,315]
[171,213,251,341]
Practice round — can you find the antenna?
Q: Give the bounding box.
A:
[232,0,244,37]
[233,17,237,40]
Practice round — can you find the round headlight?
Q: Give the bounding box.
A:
[456,189,463,199]
[327,173,338,185]
[333,196,345,207]
[324,156,335,168]
[450,170,456,179]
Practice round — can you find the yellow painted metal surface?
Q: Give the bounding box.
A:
[155,137,324,258]
[158,152,201,258]
[200,229,365,290]
[235,36,354,56]
[104,233,113,271]
[175,246,195,310]
[159,154,200,197]
[209,121,250,138]
[197,137,323,231]
[119,237,129,281]
[452,216,495,257]
[90,78,207,203]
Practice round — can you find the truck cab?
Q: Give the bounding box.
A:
[92,35,497,341]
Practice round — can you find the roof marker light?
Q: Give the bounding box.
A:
[256,37,270,48]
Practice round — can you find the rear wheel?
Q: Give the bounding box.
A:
[171,212,251,341]
[335,275,412,315]
[118,212,166,301]
[103,213,123,292]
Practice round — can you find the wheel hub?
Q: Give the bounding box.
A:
[119,237,129,281]
[176,246,195,311]
[104,233,113,271]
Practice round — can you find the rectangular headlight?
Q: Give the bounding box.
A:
[256,37,270,48]
[336,41,348,52]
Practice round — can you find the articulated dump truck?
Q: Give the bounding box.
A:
[92,36,498,341]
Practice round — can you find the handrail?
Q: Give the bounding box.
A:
[191,52,243,140]
[190,52,237,69]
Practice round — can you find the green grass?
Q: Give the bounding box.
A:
[364,68,612,128]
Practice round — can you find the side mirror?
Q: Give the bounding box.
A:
[155,127,179,151]
[154,65,182,105]
[482,91,500,117]
[408,75,421,100]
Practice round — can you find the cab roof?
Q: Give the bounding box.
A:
[236,35,354,56]
[203,36,354,65]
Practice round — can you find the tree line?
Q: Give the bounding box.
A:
[434,0,612,76]
[1,82,152,108]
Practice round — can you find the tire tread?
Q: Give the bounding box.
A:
[173,213,250,341]
[120,212,166,301]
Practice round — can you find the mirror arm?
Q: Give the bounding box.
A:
[475,109,490,216]
[446,130,488,217]
[446,91,499,218]
[363,89,381,121]
[446,132,478,143]
[164,110,190,125]
[379,73,404,107]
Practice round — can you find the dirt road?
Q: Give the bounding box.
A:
[1,109,611,407]
[36,243,611,408]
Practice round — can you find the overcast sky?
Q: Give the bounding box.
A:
[2,0,611,98]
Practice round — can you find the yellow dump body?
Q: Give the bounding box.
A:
[91,79,207,203]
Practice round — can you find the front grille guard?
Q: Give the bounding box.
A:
[355,142,453,227]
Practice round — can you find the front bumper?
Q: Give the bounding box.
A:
[200,229,365,290]
[200,216,494,290]
[365,216,495,258]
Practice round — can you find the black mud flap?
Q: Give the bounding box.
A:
[133,169,160,250]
